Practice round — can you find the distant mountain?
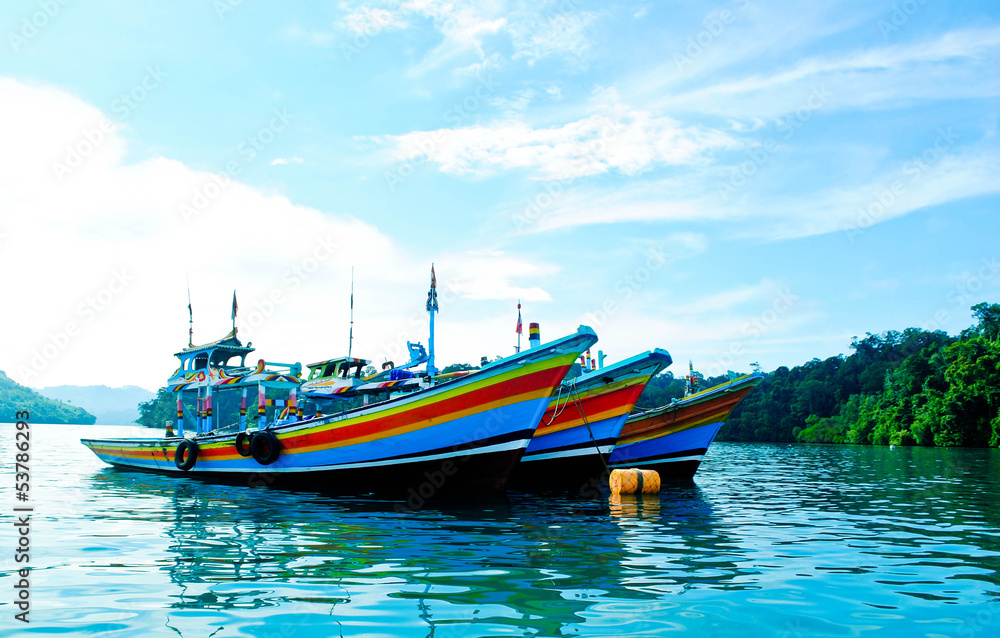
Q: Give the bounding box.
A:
[0,370,96,424]
[37,384,155,425]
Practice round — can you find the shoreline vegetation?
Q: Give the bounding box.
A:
[721,303,1000,448]
[12,304,1000,449]
[0,370,96,424]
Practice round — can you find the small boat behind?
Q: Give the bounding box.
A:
[508,346,672,489]
[610,373,763,480]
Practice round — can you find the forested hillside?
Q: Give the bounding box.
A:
[721,303,1000,447]
[0,371,96,424]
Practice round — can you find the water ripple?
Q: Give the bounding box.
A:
[1,425,998,636]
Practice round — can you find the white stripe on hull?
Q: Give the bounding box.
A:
[521,445,613,462]
[609,453,704,468]
[103,438,530,474]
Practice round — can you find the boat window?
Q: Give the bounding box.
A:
[210,352,242,368]
[194,354,208,370]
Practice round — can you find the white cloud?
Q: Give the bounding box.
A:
[759,146,1000,240]
[328,1,604,75]
[342,5,406,35]
[669,280,786,316]
[269,156,305,166]
[656,27,1000,119]
[371,94,737,179]
[282,24,336,46]
[0,78,555,389]
[508,8,601,67]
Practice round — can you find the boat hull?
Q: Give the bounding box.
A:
[94,440,527,495]
[82,329,599,495]
[609,420,723,480]
[507,413,625,489]
[610,375,762,480]
[508,349,672,489]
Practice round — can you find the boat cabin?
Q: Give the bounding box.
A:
[174,329,255,374]
[306,356,371,381]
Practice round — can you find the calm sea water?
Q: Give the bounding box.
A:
[1,424,998,637]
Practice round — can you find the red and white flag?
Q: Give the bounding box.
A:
[515,302,522,334]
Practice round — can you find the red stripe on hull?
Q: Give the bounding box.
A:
[620,386,755,441]
[538,384,645,434]
[196,364,572,460]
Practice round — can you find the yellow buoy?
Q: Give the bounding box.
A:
[609,468,660,495]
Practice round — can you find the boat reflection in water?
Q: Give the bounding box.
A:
[82,464,736,637]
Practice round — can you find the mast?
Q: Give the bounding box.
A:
[426,264,438,376]
[348,267,355,360]
[231,290,238,335]
[516,301,522,353]
[187,277,194,348]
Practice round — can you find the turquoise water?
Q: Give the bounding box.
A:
[1,424,999,637]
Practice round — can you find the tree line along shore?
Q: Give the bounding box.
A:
[6,303,998,448]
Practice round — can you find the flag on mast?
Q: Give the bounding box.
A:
[231,290,238,334]
[426,264,439,312]
[515,302,522,334]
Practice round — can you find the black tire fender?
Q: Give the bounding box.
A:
[234,432,252,457]
[250,431,281,465]
[175,440,199,471]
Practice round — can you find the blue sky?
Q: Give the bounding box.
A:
[0,0,998,391]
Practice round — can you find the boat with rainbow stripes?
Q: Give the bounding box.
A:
[610,373,763,479]
[81,270,599,494]
[509,343,672,489]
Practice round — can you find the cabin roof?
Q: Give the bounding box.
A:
[307,356,371,368]
[174,329,255,358]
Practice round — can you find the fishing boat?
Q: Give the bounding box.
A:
[508,333,672,488]
[81,269,599,494]
[610,372,762,480]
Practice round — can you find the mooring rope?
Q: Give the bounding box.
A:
[570,382,611,474]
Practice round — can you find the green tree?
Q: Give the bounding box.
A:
[136,387,176,429]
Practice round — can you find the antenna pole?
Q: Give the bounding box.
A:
[348,267,354,360]
[517,300,522,353]
[187,276,193,348]
[426,264,438,376]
